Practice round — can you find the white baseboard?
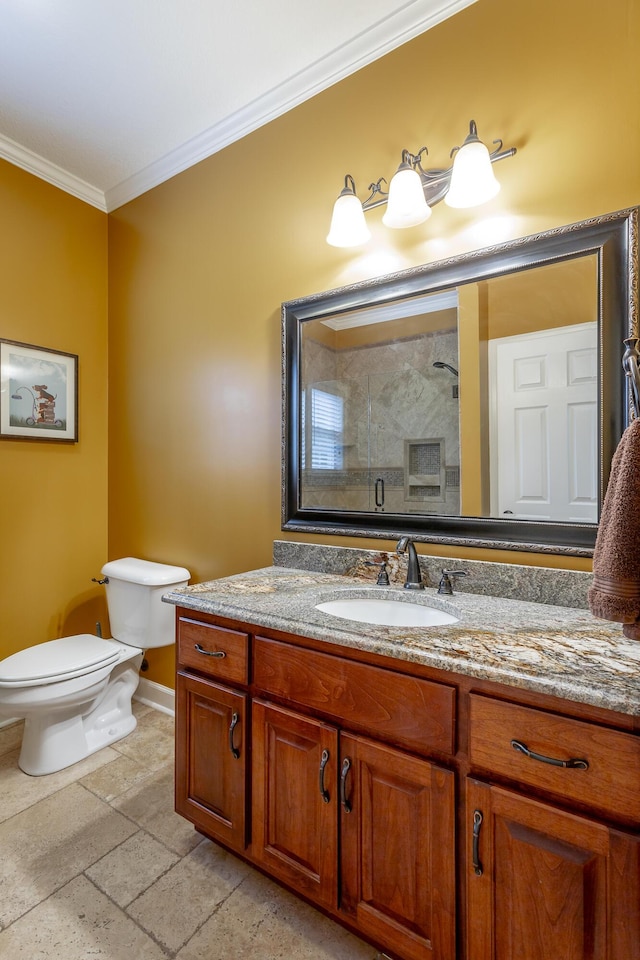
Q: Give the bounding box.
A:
[134,677,175,716]
[0,716,21,729]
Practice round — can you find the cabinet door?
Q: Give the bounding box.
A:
[175,672,247,850]
[252,699,339,909]
[340,733,456,960]
[466,778,640,960]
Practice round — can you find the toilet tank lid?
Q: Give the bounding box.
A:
[0,635,122,685]
[101,557,190,586]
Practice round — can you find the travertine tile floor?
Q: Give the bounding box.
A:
[0,703,379,960]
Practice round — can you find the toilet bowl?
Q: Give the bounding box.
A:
[0,557,189,776]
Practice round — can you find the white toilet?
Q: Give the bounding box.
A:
[0,557,189,776]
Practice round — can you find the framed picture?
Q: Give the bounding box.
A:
[0,339,78,442]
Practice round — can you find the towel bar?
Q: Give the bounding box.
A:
[622,337,640,419]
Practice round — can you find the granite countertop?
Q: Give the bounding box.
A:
[163,566,640,717]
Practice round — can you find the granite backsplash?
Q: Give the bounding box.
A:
[273,540,591,609]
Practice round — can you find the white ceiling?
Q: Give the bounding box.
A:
[0,0,475,212]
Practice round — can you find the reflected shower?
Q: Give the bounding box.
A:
[432,361,459,398]
[432,361,458,377]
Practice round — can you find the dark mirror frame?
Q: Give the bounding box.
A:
[282,208,638,557]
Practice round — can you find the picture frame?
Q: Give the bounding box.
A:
[0,339,78,442]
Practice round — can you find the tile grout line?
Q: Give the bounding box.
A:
[161,869,254,956]
[0,750,124,827]
[80,871,175,959]
[0,712,386,960]
[77,765,226,956]
[0,867,95,935]
[112,834,201,914]
[0,711,178,942]
[0,781,141,933]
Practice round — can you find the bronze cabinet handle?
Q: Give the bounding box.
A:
[511,739,589,770]
[229,712,240,759]
[340,757,352,813]
[194,643,226,658]
[472,809,483,876]
[319,749,330,803]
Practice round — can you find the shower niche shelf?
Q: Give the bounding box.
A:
[404,438,446,502]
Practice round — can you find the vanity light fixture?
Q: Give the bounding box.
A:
[326,120,517,248]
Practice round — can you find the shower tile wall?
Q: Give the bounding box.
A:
[301,330,460,515]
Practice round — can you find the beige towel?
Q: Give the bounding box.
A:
[588,417,640,639]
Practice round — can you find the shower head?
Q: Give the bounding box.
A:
[432,361,459,378]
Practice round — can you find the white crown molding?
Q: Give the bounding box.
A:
[1,0,476,212]
[105,0,476,211]
[0,132,107,211]
[322,289,459,329]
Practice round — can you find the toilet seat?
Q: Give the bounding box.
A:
[0,635,123,688]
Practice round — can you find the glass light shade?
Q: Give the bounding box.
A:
[326,192,371,247]
[382,164,431,229]
[445,139,500,209]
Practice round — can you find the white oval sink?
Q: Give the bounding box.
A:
[315,597,458,627]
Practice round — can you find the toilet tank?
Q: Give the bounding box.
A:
[101,557,190,649]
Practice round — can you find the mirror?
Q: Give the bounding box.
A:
[282,208,638,556]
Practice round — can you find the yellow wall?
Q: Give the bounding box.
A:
[107,0,640,686]
[2,0,639,686]
[103,0,638,685]
[458,282,489,516]
[0,160,108,660]
[486,256,598,340]
[458,258,599,507]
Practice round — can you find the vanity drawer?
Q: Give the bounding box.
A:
[178,616,249,684]
[469,694,640,823]
[253,636,456,756]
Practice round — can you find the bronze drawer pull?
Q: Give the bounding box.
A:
[511,739,589,770]
[319,749,330,803]
[229,712,240,759]
[340,757,352,813]
[472,810,483,876]
[194,643,226,658]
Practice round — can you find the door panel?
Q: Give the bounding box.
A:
[466,779,640,960]
[490,322,597,521]
[252,700,338,908]
[341,733,456,960]
[175,672,247,850]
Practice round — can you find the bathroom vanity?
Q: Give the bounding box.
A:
[167,566,640,960]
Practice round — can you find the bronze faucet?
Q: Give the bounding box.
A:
[396,537,424,590]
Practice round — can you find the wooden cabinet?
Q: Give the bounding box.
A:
[177,614,249,684]
[250,699,456,958]
[466,779,640,960]
[467,692,640,960]
[175,672,247,850]
[469,693,640,824]
[174,604,640,960]
[175,612,250,851]
[253,635,456,757]
[252,699,339,908]
[340,732,455,960]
